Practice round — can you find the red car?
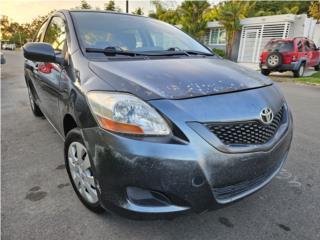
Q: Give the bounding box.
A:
[259,37,320,77]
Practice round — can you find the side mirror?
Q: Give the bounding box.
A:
[23,42,64,64]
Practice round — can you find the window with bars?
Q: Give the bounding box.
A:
[209,28,226,45]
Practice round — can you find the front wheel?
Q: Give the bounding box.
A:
[261,69,271,76]
[315,63,319,71]
[293,63,305,78]
[65,128,104,213]
[27,86,43,117]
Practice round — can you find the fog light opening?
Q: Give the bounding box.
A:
[126,187,171,207]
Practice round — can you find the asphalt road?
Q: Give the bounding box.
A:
[1,50,320,240]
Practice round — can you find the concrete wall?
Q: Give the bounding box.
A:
[313,24,320,47]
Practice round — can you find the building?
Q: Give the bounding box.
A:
[205,14,320,63]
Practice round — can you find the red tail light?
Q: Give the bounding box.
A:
[38,63,54,74]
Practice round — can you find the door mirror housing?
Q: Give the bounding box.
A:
[23,42,64,64]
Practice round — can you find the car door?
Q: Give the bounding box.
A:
[295,39,304,62]
[303,40,313,67]
[36,16,67,130]
[309,40,318,66]
[25,20,48,107]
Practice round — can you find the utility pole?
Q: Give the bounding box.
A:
[126,0,129,13]
[18,32,22,47]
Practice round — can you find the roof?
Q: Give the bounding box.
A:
[240,14,307,25]
[59,9,147,18]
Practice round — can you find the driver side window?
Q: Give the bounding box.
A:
[43,17,66,53]
[34,20,48,42]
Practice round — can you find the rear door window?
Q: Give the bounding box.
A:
[309,41,316,51]
[304,40,311,51]
[264,41,294,52]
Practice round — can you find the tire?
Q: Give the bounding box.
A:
[315,64,319,71]
[261,69,271,76]
[293,63,305,78]
[27,85,43,117]
[266,52,283,68]
[65,128,104,213]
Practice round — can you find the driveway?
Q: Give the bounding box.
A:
[238,62,317,77]
[1,50,320,240]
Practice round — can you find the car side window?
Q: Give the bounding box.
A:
[309,41,316,51]
[297,41,303,52]
[43,17,66,53]
[304,40,311,51]
[34,20,48,42]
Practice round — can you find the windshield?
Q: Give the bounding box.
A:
[264,41,294,52]
[71,12,211,54]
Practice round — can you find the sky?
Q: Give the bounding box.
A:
[1,0,220,24]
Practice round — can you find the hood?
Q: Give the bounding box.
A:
[89,57,272,100]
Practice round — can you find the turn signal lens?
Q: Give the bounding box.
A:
[96,116,144,134]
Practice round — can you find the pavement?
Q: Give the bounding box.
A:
[1,50,320,240]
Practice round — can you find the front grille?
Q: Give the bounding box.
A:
[204,106,284,145]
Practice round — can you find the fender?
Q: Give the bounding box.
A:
[293,58,307,71]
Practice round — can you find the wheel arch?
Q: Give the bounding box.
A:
[63,113,78,137]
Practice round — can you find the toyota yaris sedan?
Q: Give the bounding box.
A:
[23,10,293,219]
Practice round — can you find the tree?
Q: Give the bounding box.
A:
[1,12,53,46]
[179,1,210,39]
[309,1,320,23]
[0,15,11,40]
[250,1,311,17]
[207,0,253,59]
[104,0,115,11]
[132,7,144,15]
[80,0,92,9]
[149,1,180,25]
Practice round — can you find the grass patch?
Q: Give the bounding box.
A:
[270,71,320,85]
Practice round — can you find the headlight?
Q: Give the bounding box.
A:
[87,92,171,135]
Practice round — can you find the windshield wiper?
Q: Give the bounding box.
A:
[184,50,214,56]
[85,47,215,58]
[85,47,144,57]
[166,48,214,56]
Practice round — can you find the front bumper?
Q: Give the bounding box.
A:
[82,109,293,219]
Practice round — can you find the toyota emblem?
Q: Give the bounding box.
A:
[260,107,274,124]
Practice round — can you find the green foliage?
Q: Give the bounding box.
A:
[250,1,310,17]
[104,1,116,11]
[150,1,210,39]
[309,1,320,23]
[132,7,144,15]
[80,0,91,9]
[207,0,253,59]
[212,48,226,58]
[1,11,53,46]
[270,72,320,85]
[179,1,210,40]
[149,1,180,25]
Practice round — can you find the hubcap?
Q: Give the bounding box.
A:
[299,65,304,76]
[268,55,279,66]
[68,142,98,204]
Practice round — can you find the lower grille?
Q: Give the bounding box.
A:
[212,159,282,203]
[204,106,284,145]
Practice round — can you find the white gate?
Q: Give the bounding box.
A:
[238,23,291,63]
